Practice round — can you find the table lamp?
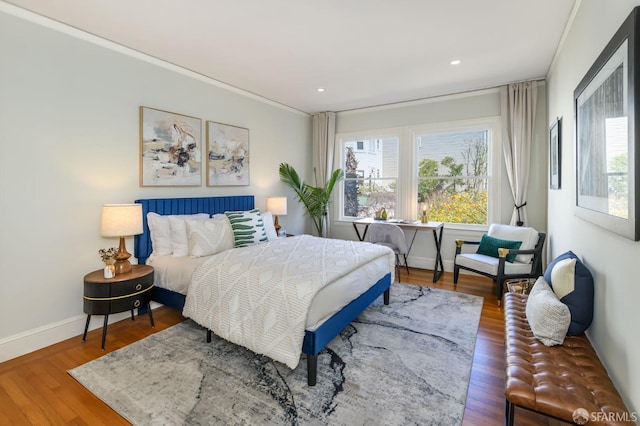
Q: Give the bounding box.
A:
[101,204,143,275]
[266,196,287,235]
[421,203,429,223]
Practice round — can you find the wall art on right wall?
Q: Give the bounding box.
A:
[550,117,561,190]
[574,7,640,240]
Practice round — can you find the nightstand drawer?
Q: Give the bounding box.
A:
[84,298,111,315]
[111,293,150,312]
[110,273,154,297]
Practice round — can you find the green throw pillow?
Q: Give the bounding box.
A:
[224,209,268,248]
[476,234,522,263]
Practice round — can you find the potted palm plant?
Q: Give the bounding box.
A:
[279,163,344,237]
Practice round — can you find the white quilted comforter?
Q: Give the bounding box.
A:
[182,234,394,369]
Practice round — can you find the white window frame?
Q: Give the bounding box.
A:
[409,117,501,231]
[335,127,403,221]
[334,117,501,230]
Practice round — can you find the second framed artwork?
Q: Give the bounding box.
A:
[549,117,561,190]
[206,121,250,186]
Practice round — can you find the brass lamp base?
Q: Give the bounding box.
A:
[274,215,281,234]
[114,259,132,275]
[114,236,132,275]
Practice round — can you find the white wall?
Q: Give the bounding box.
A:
[546,0,639,414]
[0,6,311,361]
[330,88,549,272]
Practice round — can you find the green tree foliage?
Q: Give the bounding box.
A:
[609,154,628,198]
[418,138,487,224]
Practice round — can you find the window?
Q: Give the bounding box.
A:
[416,129,489,224]
[341,135,399,219]
[337,117,500,227]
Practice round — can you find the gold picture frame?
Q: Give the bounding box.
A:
[139,106,202,187]
[206,121,250,186]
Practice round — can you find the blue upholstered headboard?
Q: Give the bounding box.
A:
[134,195,255,264]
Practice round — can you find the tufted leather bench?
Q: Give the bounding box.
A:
[503,292,633,425]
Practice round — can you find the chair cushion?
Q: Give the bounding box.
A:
[455,253,533,276]
[488,224,539,263]
[476,234,522,262]
[525,277,571,346]
[544,251,594,335]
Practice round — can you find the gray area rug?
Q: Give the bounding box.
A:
[69,283,483,425]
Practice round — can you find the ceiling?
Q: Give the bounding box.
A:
[6,0,577,114]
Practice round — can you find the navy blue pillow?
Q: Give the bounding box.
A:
[544,251,594,335]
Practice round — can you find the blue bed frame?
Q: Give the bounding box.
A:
[134,196,391,385]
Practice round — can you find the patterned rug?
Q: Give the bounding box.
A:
[69,283,483,425]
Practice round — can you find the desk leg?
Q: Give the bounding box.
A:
[432,226,444,282]
[352,223,369,241]
[101,315,109,351]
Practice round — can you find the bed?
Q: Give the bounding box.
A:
[134,196,392,385]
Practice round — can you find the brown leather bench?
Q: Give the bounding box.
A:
[503,292,634,425]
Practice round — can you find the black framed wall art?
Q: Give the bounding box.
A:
[550,117,561,190]
[574,7,640,240]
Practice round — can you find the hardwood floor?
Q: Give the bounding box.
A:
[0,270,566,425]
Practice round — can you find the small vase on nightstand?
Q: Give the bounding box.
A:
[99,247,117,279]
[103,258,116,279]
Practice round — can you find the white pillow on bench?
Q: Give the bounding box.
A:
[525,277,571,346]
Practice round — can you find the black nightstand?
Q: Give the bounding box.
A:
[82,264,155,350]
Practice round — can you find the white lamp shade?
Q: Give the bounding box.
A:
[266,197,287,216]
[101,204,143,237]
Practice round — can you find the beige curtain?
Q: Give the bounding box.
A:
[501,81,538,226]
[312,112,336,237]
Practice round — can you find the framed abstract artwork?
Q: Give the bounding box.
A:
[574,7,640,240]
[139,106,202,187]
[206,121,250,186]
[549,117,561,190]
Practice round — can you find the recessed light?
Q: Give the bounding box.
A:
[317,88,325,92]
[450,59,462,65]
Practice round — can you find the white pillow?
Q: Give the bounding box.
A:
[224,209,268,248]
[525,277,571,346]
[262,211,279,241]
[147,212,173,256]
[488,224,539,263]
[550,257,577,300]
[186,214,234,257]
[168,214,210,257]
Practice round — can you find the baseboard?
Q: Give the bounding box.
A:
[0,302,162,363]
[406,255,454,273]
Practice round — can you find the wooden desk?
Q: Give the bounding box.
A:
[352,218,444,282]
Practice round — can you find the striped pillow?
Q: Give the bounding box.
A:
[224,209,268,248]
